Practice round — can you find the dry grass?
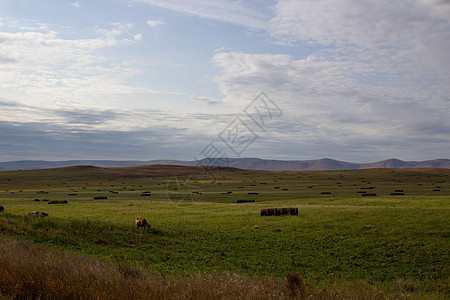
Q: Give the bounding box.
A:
[0,234,409,300]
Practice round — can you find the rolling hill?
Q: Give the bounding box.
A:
[0,158,448,171]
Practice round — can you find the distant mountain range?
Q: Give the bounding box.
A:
[0,158,449,171]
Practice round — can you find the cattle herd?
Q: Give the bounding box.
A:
[260,207,298,216]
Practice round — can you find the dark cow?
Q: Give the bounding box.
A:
[274,208,282,216]
[267,208,275,216]
[282,208,290,215]
[0,205,4,213]
[260,209,268,216]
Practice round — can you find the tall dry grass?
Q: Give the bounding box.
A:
[0,234,415,300]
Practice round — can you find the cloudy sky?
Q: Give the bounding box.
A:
[1,0,449,163]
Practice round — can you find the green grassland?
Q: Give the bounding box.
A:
[0,166,449,297]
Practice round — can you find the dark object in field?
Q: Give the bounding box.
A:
[191,191,202,195]
[357,191,366,193]
[274,187,280,189]
[362,193,377,196]
[29,211,48,217]
[248,192,259,195]
[34,199,40,201]
[237,200,255,203]
[37,191,48,194]
[237,187,245,189]
[289,207,299,216]
[0,206,4,213]
[395,189,404,192]
[282,189,289,191]
[48,200,68,204]
[141,193,152,196]
[261,207,298,216]
[321,192,331,194]
[93,196,108,200]
[360,187,373,190]
[42,199,48,202]
[390,192,405,195]
[68,193,77,196]
[433,189,440,192]
[135,216,150,228]
[307,186,314,188]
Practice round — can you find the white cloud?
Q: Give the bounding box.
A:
[70,2,81,8]
[212,47,450,160]
[146,19,167,27]
[0,22,186,111]
[191,96,221,106]
[138,0,272,30]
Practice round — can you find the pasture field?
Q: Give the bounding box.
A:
[0,166,449,298]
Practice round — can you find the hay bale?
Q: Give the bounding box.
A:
[237,200,255,203]
[289,207,299,216]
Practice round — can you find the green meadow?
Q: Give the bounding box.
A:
[0,166,449,298]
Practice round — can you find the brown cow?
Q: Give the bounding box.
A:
[135,216,150,228]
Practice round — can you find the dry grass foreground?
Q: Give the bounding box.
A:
[0,235,407,300]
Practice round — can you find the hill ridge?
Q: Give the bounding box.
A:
[0,158,448,171]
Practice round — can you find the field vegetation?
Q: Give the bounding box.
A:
[0,166,448,298]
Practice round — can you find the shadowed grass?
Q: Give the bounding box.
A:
[0,234,404,300]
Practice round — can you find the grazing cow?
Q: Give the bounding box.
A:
[267,208,275,216]
[135,216,150,228]
[289,207,299,216]
[260,209,268,216]
[0,205,4,213]
[282,208,290,215]
[274,208,282,216]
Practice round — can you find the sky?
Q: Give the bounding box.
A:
[0,0,449,163]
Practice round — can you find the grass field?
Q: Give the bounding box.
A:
[0,166,449,298]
